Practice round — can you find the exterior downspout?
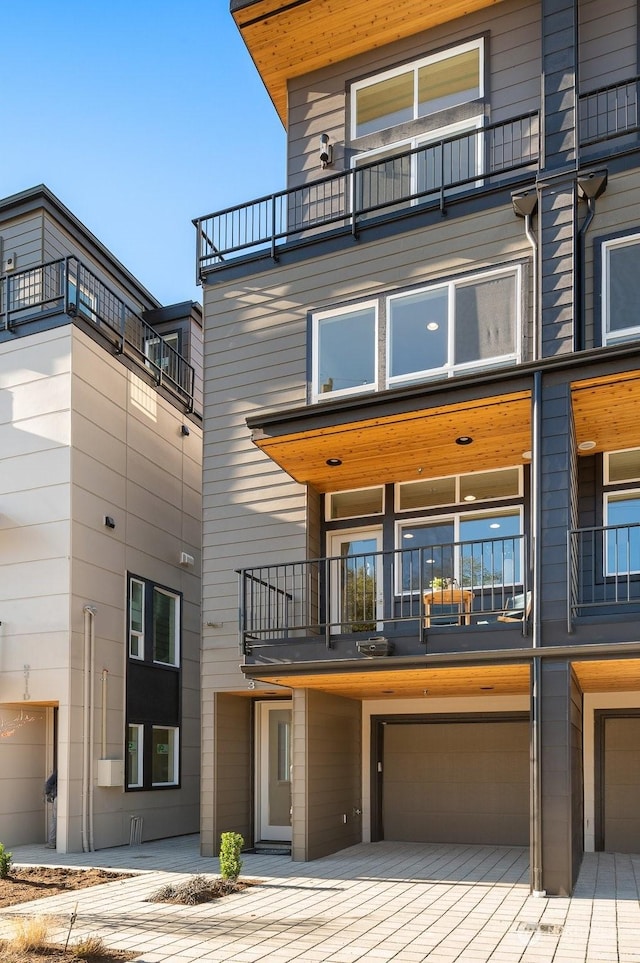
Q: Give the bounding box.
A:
[101,670,108,758]
[575,171,608,352]
[530,371,544,896]
[511,190,539,361]
[82,605,97,853]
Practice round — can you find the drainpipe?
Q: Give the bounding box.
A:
[82,605,97,853]
[512,190,539,361]
[101,669,108,758]
[530,371,544,896]
[574,171,608,351]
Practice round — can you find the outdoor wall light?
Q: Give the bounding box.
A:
[455,436,473,445]
[180,424,190,436]
[319,133,333,169]
[104,515,116,529]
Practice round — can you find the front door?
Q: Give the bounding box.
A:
[256,701,292,842]
[329,528,383,633]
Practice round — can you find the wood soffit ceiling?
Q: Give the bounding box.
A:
[231,0,508,125]
[571,370,640,455]
[238,658,640,700]
[251,391,533,492]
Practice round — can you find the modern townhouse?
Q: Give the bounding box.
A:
[196,0,640,895]
[0,185,202,853]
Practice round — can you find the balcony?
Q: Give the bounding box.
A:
[579,75,639,154]
[0,257,195,410]
[237,534,528,657]
[195,110,539,276]
[569,522,640,624]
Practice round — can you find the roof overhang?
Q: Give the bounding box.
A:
[230,0,508,126]
[571,368,640,454]
[250,387,532,492]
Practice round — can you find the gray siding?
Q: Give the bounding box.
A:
[579,0,636,90]
[0,212,45,271]
[206,693,252,857]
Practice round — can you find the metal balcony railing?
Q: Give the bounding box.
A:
[0,257,195,410]
[195,111,539,275]
[579,75,640,147]
[237,534,528,652]
[568,522,640,625]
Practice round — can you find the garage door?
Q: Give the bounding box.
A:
[602,716,640,854]
[382,720,529,845]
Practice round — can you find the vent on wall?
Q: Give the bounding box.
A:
[4,253,16,272]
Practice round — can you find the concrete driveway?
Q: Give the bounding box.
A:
[3,836,639,962]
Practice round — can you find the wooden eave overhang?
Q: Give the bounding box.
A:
[230,0,508,126]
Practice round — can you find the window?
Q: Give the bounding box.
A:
[129,579,144,659]
[602,234,640,344]
[152,726,179,786]
[327,487,384,520]
[128,575,181,667]
[145,331,180,371]
[127,724,144,789]
[397,468,521,512]
[312,267,521,400]
[604,491,640,576]
[352,40,483,139]
[153,587,180,667]
[313,301,377,400]
[397,508,523,594]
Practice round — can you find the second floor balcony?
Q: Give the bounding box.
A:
[0,256,195,410]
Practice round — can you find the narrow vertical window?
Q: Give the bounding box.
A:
[129,579,145,659]
[127,724,143,788]
[153,588,180,666]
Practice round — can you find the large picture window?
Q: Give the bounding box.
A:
[312,266,520,400]
[602,234,640,344]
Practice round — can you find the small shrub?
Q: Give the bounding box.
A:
[0,842,12,879]
[220,831,243,881]
[71,934,108,957]
[8,915,50,952]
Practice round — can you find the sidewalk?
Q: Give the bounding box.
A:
[2,836,639,962]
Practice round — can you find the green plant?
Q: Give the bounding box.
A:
[0,842,12,879]
[219,831,244,880]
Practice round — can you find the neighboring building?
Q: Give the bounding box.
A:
[0,186,202,853]
[196,0,640,895]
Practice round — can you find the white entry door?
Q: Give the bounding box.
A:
[256,701,293,842]
[329,528,384,633]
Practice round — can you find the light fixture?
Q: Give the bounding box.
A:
[578,440,596,451]
[426,321,439,331]
[104,515,116,529]
[522,450,532,460]
[326,457,342,467]
[179,552,195,567]
[180,424,190,437]
[456,436,473,446]
[319,133,333,169]
[464,494,476,502]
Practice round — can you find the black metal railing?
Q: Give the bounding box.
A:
[237,534,528,651]
[568,522,640,625]
[196,111,539,274]
[0,257,195,409]
[579,75,640,147]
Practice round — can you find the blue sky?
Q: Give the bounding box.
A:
[2,0,285,304]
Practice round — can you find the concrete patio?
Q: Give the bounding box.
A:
[2,836,639,962]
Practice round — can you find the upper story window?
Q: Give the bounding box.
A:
[128,574,181,668]
[602,233,640,345]
[312,265,521,402]
[351,40,484,139]
[604,449,640,575]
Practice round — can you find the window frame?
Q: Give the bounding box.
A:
[601,232,640,345]
[126,723,144,789]
[311,299,379,402]
[603,487,640,577]
[350,38,485,141]
[151,725,180,787]
[386,264,521,387]
[394,505,524,595]
[127,574,182,669]
[128,578,145,660]
[395,466,523,513]
[326,486,385,521]
[152,586,181,668]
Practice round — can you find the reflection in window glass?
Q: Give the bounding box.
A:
[152,727,178,786]
[398,476,457,511]
[129,579,144,659]
[459,511,521,588]
[606,493,640,575]
[418,47,481,115]
[127,724,143,788]
[316,306,376,396]
[399,520,455,592]
[454,274,516,365]
[389,288,448,378]
[355,71,413,137]
[459,468,521,502]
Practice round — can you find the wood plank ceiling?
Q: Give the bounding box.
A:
[572,370,640,455]
[231,0,508,125]
[251,391,532,492]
